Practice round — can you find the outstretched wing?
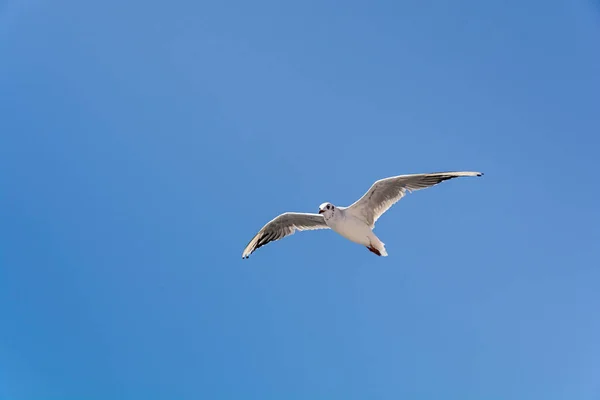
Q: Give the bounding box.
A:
[242,212,330,259]
[346,171,483,228]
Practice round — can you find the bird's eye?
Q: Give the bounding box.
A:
[327,205,330,209]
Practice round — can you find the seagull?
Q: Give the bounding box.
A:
[242,171,483,259]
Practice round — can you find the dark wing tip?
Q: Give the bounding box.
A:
[242,229,276,259]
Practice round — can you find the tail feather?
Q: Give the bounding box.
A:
[374,237,388,257]
[367,241,388,257]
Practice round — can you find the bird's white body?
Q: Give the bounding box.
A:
[320,207,388,256]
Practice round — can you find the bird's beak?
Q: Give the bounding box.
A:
[318,209,324,214]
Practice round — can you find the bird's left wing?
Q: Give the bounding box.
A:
[346,171,483,228]
[242,212,330,259]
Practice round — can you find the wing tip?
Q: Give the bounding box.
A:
[241,244,255,259]
[242,247,254,259]
[456,171,484,177]
[430,171,483,178]
[462,171,483,176]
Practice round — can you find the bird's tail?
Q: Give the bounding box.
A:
[369,235,388,257]
[379,244,388,257]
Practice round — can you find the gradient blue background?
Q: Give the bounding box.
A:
[1,0,599,398]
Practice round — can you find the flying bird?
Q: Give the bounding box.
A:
[242,171,483,259]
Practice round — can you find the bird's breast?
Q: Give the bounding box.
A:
[327,213,372,245]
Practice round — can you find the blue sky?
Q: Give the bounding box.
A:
[1,0,599,398]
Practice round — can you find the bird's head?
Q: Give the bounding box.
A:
[318,202,336,218]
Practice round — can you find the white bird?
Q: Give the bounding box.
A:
[242,171,483,259]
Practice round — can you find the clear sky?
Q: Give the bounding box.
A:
[1,0,599,398]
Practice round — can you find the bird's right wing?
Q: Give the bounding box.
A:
[346,171,483,228]
[242,212,330,259]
